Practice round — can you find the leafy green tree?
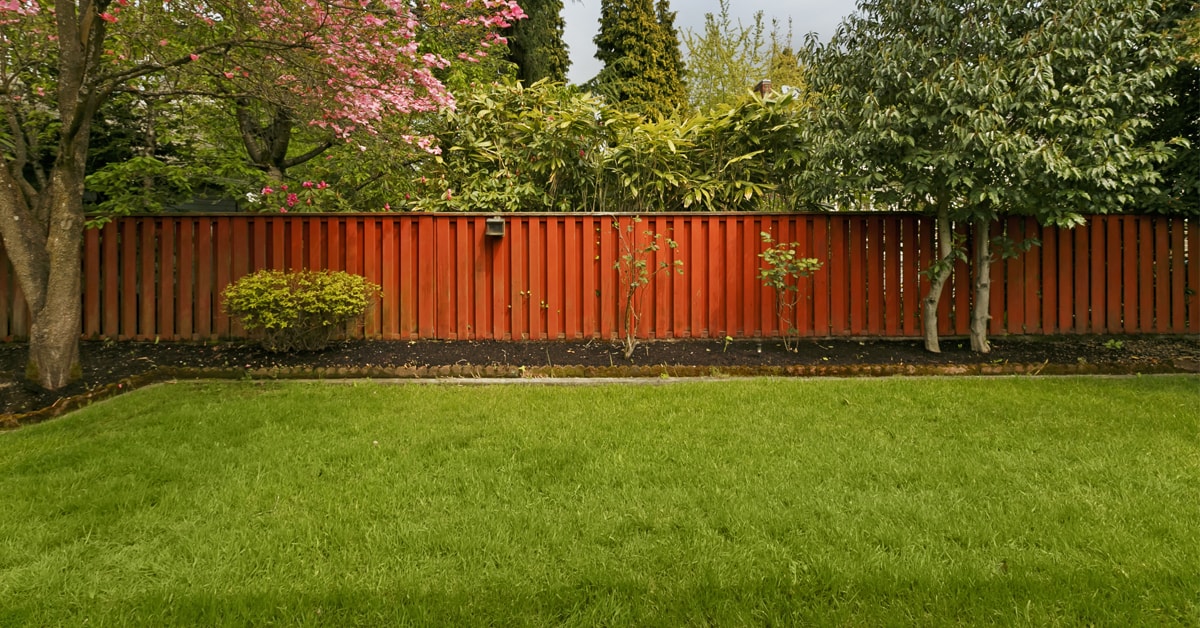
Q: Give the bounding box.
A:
[682,0,769,111]
[592,0,687,117]
[504,0,570,85]
[801,0,1180,354]
[1139,0,1198,215]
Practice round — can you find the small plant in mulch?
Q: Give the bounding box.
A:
[757,232,823,352]
[614,217,684,360]
[222,270,381,352]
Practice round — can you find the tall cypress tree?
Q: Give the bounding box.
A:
[654,0,688,111]
[592,0,687,117]
[504,0,570,85]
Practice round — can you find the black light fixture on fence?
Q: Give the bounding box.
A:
[485,214,506,237]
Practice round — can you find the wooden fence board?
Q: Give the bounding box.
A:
[1170,219,1186,332]
[1155,219,1170,332]
[1189,220,1200,333]
[84,228,100,338]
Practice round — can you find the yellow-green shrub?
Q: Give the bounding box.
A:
[222,270,381,352]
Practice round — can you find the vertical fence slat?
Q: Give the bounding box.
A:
[866,217,884,335]
[671,215,689,337]
[811,216,830,336]
[1121,216,1138,332]
[84,228,101,338]
[1188,218,1199,333]
[196,218,214,338]
[252,217,268,272]
[158,218,175,340]
[1073,226,1089,333]
[882,217,900,336]
[1004,218,1024,334]
[899,216,919,337]
[1022,219,1040,333]
[1137,219,1153,334]
[528,217,544,339]
[139,219,157,340]
[562,216,579,339]
[178,219,194,340]
[362,217,379,338]
[1089,219,1106,333]
[546,217,562,339]
[1154,219,1170,332]
[214,218,232,337]
[740,216,757,338]
[1170,219,1185,332]
[1104,216,1122,333]
[400,217,418,338]
[102,222,119,339]
[1040,224,1058,333]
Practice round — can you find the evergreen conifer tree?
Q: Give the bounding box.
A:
[592,0,687,117]
[505,0,570,85]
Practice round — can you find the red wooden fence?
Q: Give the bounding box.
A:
[1,213,1196,342]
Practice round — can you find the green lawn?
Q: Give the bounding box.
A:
[0,376,1197,626]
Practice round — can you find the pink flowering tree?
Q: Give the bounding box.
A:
[0,0,523,390]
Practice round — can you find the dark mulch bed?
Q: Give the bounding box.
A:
[3,334,1198,421]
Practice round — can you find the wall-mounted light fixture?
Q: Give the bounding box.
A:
[485,215,505,238]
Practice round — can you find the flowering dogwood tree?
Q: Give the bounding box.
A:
[0,0,524,390]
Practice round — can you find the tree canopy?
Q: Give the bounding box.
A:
[591,0,687,117]
[800,0,1182,352]
[505,0,570,85]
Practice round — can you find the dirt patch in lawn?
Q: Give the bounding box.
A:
[2,334,1198,425]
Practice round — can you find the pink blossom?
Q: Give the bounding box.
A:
[302,181,314,189]
[383,203,391,211]
[159,39,168,46]
[262,186,274,195]
[279,207,288,213]
[189,53,199,61]
[286,193,299,207]
[316,181,329,190]
[98,12,116,22]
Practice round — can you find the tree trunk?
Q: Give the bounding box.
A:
[969,219,992,353]
[0,165,86,389]
[922,204,954,353]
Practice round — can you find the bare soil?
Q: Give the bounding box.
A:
[2,334,1198,424]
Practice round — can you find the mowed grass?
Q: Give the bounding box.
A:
[0,376,1196,626]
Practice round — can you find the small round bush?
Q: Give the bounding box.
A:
[222,270,381,352]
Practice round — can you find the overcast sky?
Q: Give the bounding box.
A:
[562,0,861,84]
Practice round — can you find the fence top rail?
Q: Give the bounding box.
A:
[91,211,1184,220]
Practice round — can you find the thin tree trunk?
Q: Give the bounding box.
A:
[922,204,954,353]
[969,218,992,353]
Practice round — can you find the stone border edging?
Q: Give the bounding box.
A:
[3,359,1196,430]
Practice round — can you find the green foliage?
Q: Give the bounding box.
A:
[614,217,683,359]
[592,0,688,118]
[801,0,1182,352]
[682,1,806,113]
[83,157,193,227]
[757,232,822,352]
[1138,1,1198,215]
[504,0,570,85]
[413,79,809,214]
[222,270,380,352]
[415,80,610,213]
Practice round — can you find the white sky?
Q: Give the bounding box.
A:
[562,0,861,84]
